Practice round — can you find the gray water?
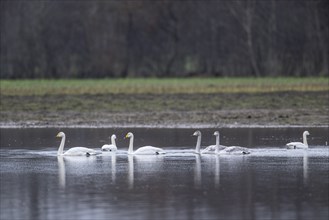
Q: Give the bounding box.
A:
[1,127,328,220]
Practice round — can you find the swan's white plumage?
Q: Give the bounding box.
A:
[192,130,202,154]
[205,131,250,155]
[286,131,310,149]
[56,132,97,156]
[101,134,117,152]
[218,146,250,155]
[201,145,226,154]
[286,142,307,149]
[193,130,226,154]
[203,131,226,154]
[125,132,165,155]
[133,146,165,155]
[63,147,98,156]
[101,144,117,152]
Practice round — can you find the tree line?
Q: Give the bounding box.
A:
[0,0,328,79]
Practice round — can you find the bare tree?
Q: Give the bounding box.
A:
[1,0,327,78]
[228,0,261,76]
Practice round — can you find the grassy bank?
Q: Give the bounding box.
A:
[1,77,328,127]
[1,77,328,96]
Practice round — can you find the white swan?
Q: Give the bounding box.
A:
[218,146,250,155]
[192,130,202,154]
[56,132,97,156]
[200,131,226,154]
[193,130,226,154]
[125,132,166,155]
[101,134,117,152]
[286,131,310,149]
[213,131,223,154]
[216,132,250,155]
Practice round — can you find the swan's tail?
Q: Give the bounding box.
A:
[286,144,296,149]
[156,150,166,155]
[86,151,101,156]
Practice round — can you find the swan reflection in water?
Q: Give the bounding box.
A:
[128,155,134,190]
[101,151,117,183]
[303,150,308,185]
[57,156,97,189]
[214,155,220,189]
[193,154,221,190]
[194,154,201,189]
[111,153,116,184]
[128,155,165,190]
[57,156,66,189]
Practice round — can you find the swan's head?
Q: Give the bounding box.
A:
[303,131,310,136]
[56,132,65,138]
[125,132,133,139]
[193,130,201,136]
[213,131,220,136]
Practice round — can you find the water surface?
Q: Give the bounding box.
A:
[1,127,328,220]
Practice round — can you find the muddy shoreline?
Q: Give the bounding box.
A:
[1,91,328,128]
[1,108,328,128]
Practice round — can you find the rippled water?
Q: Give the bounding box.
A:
[1,127,328,220]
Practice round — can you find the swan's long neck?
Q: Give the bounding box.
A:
[128,135,134,154]
[303,133,308,148]
[195,135,201,154]
[215,135,220,154]
[57,135,66,155]
[111,137,116,146]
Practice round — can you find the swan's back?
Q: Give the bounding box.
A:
[286,142,307,149]
[64,147,97,156]
[101,144,117,152]
[219,146,250,155]
[201,145,226,154]
[134,146,166,155]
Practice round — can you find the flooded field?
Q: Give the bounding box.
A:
[1,127,328,220]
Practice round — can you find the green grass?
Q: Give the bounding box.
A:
[1,77,328,96]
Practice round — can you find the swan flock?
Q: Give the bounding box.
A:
[55,130,310,156]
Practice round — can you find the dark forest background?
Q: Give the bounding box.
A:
[1,0,328,79]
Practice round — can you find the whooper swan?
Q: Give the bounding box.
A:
[56,132,97,156]
[125,132,165,155]
[101,134,118,152]
[286,131,310,149]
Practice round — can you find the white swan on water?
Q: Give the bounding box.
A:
[56,132,97,156]
[193,130,226,154]
[218,146,250,155]
[286,131,310,149]
[192,130,202,154]
[213,131,223,154]
[200,131,226,154]
[101,134,117,152]
[214,131,250,155]
[209,131,249,155]
[125,132,166,155]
